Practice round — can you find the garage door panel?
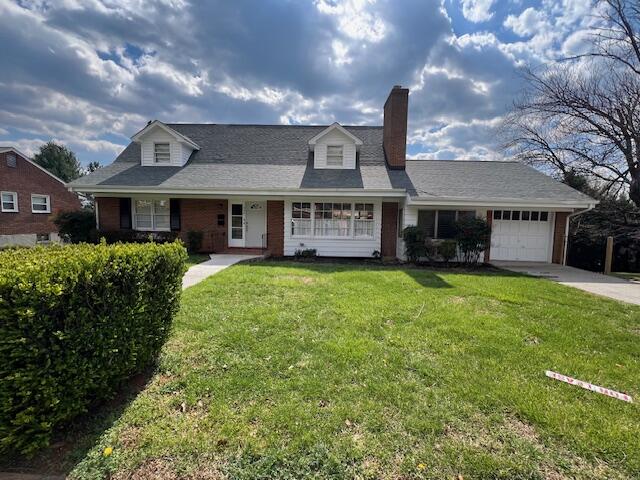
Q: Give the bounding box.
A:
[490,211,553,262]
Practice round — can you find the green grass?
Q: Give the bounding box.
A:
[185,253,210,268]
[611,272,640,282]
[69,262,639,479]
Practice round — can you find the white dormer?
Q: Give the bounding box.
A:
[131,120,200,167]
[308,122,363,170]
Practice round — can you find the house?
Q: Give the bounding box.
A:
[0,147,81,247]
[68,86,596,263]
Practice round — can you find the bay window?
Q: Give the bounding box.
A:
[134,199,170,231]
[291,202,375,238]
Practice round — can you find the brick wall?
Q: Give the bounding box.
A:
[0,150,81,236]
[552,212,569,264]
[383,86,409,170]
[484,210,492,263]
[381,202,398,259]
[96,197,120,230]
[267,200,284,256]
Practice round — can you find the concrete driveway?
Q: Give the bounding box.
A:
[493,262,640,306]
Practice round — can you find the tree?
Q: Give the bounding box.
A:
[33,141,82,183]
[502,0,640,207]
[87,161,102,173]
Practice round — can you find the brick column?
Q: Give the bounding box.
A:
[381,202,399,259]
[552,212,569,264]
[267,200,284,256]
[484,210,493,263]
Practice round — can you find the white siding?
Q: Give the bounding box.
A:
[313,129,357,169]
[139,128,194,166]
[283,198,382,257]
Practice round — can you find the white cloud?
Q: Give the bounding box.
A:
[460,0,495,23]
[504,7,547,37]
[315,0,387,42]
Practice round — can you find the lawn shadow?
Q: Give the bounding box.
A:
[0,366,157,478]
[255,258,525,290]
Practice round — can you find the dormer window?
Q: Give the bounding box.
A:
[326,145,343,167]
[154,143,171,164]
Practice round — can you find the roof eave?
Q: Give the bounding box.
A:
[406,195,598,209]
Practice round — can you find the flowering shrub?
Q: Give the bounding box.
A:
[0,241,187,454]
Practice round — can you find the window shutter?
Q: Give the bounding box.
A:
[170,199,181,231]
[119,198,132,229]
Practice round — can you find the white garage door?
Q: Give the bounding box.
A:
[490,210,553,262]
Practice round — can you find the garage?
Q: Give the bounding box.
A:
[490,210,554,262]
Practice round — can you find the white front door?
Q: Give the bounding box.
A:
[245,201,266,248]
[490,210,554,262]
[229,202,245,247]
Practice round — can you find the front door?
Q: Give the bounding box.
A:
[245,201,266,248]
[229,203,245,247]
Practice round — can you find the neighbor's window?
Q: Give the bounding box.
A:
[154,143,171,164]
[315,202,351,236]
[291,202,312,236]
[417,210,475,239]
[326,145,343,167]
[31,194,50,213]
[36,233,51,243]
[134,199,170,230]
[6,154,17,168]
[1,191,18,212]
[354,203,374,237]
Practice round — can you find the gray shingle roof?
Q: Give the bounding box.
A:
[70,123,594,205]
[71,124,395,191]
[397,160,594,203]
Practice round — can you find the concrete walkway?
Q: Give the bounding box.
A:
[493,261,640,305]
[182,254,263,289]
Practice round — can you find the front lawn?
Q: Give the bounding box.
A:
[71,262,639,479]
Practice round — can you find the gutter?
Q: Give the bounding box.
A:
[563,205,596,266]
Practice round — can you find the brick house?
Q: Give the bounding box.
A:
[69,86,597,263]
[1,147,81,246]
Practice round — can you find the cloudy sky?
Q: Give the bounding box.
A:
[0,0,597,166]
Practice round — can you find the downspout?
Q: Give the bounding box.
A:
[562,205,596,266]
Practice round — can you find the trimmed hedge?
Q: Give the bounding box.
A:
[0,241,187,454]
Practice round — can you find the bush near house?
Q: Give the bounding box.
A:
[455,217,491,265]
[0,241,187,455]
[96,230,179,244]
[54,209,96,243]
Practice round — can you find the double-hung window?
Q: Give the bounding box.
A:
[154,143,171,164]
[314,203,351,237]
[354,203,374,237]
[291,202,312,236]
[326,145,343,167]
[1,192,18,212]
[31,194,50,213]
[134,199,170,230]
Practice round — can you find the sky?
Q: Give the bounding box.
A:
[0,0,599,166]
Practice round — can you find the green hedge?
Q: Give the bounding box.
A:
[0,241,187,454]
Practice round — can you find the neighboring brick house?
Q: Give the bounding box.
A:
[0,147,81,246]
[69,86,597,263]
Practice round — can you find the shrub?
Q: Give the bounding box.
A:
[294,248,317,259]
[437,239,458,264]
[455,217,491,265]
[0,241,187,454]
[186,230,204,253]
[402,226,427,263]
[54,209,96,243]
[96,230,179,244]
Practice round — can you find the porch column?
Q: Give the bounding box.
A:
[381,202,399,259]
[267,200,284,257]
[552,212,569,264]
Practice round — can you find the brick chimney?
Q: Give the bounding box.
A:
[383,85,409,170]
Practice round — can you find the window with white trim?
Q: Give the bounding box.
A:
[315,202,351,237]
[326,145,343,167]
[291,202,312,236]
[134,199,170,230]
[31,194,50,213]
[417,210,475,239]
[354,203,374,237]
[1,192,18,212]
[154,143,171,164]
[291,202,375,239]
